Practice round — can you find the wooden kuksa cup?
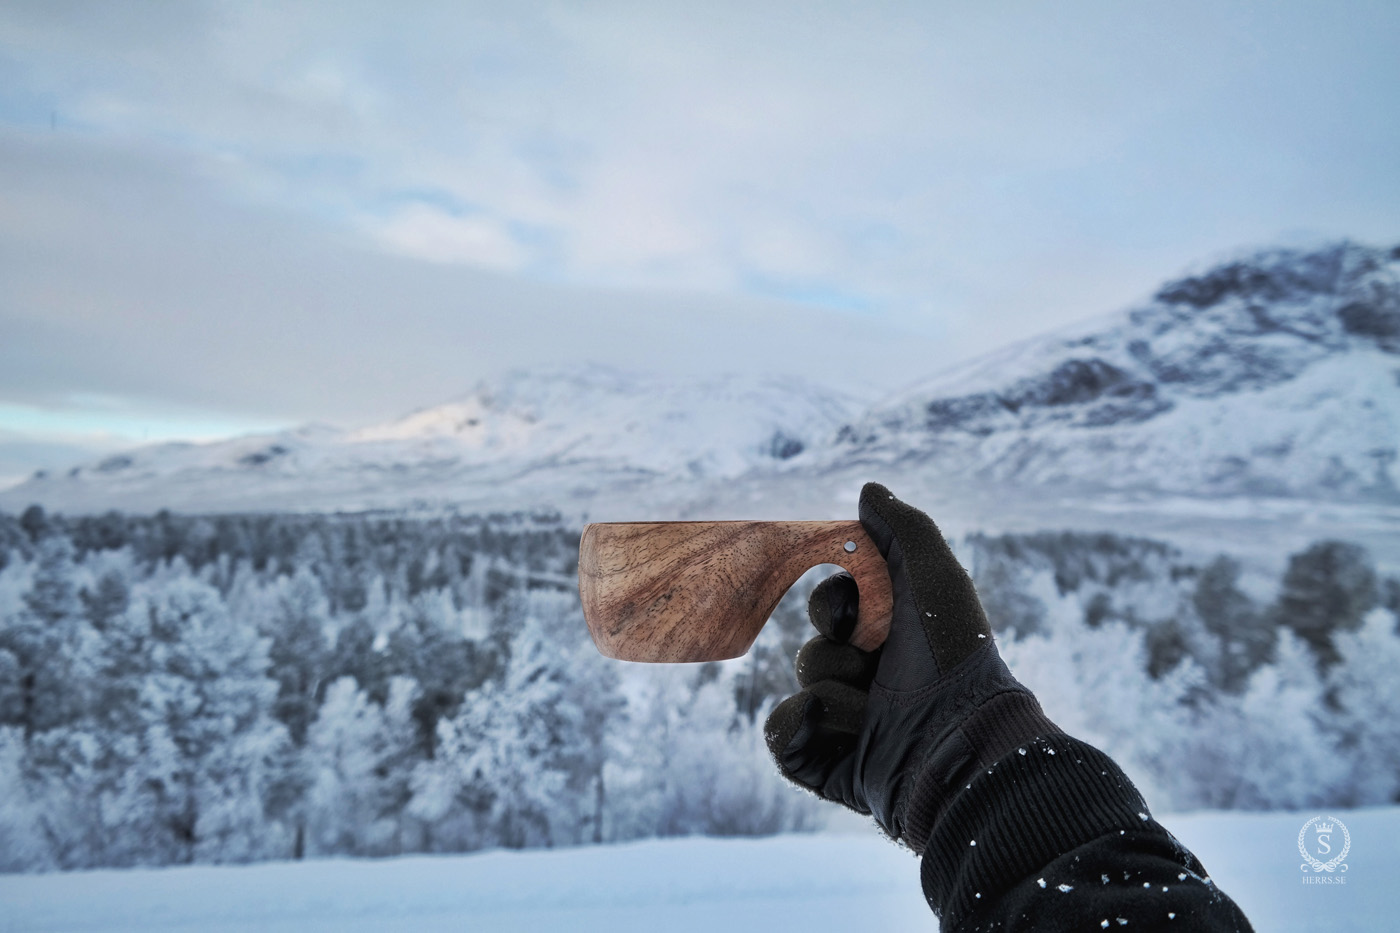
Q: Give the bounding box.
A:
[578,521,894,662]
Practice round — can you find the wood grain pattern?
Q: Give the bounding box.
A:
[579,520,893,662]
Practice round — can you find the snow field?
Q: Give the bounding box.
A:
[0,833,928,933]
[1165,807,1399,933]
[2,808,1396,933]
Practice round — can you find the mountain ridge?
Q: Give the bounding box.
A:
[4,240,1398,515]
[1,367,863,513]
[830,240,1400,500]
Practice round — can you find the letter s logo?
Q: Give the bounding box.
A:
[1317,834,1331,855]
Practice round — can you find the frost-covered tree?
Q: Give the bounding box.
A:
[408,713,491,852]
[304,675,420,856]
[1184,632,1347,809]
[1329,608,1400,804]
[80,569,130,632]
[19,504,48,543]
[261,568,331,746]
[448,611,571,848]
[411,590,621,850]
[1193,556,1273,691]
[1274,540,1377,666]
[384,590,486,757]
[603,660,817,841]
[0,726,52,871]
[101,578,287,864]
[970,543,1049,638]
[544,591,625,844]
[0,537,94,736]
[23,536,83,626]
[0,645,22,724]
[21,726,110,867]
[1001,611,1202,811]
[325,615,389,702]
[661,672,816,837]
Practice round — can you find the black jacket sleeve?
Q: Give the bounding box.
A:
[919,734,1254,932]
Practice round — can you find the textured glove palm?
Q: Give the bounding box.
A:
[764,482,1060,852]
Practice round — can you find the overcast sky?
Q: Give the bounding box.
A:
[1,1,1397,484]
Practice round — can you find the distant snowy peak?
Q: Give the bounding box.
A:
[349,366,861,470]
[838,241,1400,499]
[3,367,863,512]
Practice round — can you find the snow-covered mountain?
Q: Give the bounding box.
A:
[834,241,1400,500]
[0,367,862,513]
[3,240,1398,517]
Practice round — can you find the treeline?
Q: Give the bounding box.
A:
[1,507,1398,872]
[971,530,1400,686]
[969,531,1400,810]
[0,507,817,872]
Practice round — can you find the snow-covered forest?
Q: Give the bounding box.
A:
[1,505,1398,872]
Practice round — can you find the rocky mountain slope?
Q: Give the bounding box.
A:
[834,241,1400,500]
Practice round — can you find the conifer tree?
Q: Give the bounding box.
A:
[263,568,331,746]
[1194,556,1272,691]
[1329,609,1400,804]
[1,537,92,737]
[305,675,420,856]
[1274,540,1377,666]
[104,578,286,864]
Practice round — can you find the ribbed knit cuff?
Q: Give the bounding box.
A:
[902,690,1062,854]
[920,734,1153,929]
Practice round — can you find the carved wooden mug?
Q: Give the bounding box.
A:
[578,521,893,662]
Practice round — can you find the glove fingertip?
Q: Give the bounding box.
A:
[766,687,867,813]
[807,572,859,642]
[763,691,818,762]
[859,481,895,504]
[859,481,945,547]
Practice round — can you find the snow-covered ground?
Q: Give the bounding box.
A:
[2,808,1394,932]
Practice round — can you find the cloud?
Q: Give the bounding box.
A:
[0,125,941,450]
[6,1,1396,321]
[374,204,529,270]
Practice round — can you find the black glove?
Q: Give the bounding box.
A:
[764,482,1061,852]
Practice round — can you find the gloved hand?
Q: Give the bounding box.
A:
[764,482,1061,853]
